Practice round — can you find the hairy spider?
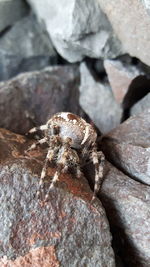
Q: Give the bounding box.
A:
[27,112,105,201]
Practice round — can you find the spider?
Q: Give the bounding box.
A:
[27,112,105,201]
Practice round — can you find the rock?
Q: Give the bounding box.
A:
[0,0,29,32]
[101,110,150,185]
[79,62,122,134]
[100,162,150,267]
[104,58,143,103]
[0,65,83,135]
[0,14,58,81]
[27,0,123,62]
[143,0,150,15]
[122,75,150,119]
[131,93,150,116]
[0,51,21,81]
[98,0,150,66]
[0,128,115,266]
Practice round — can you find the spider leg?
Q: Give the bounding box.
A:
[44,139,71,201]
[75,165,82,179]
[37,147,55,198]
[28,124,48,134]
[44,166,62,201]
[91,146,105,201]
[26,137,47,152]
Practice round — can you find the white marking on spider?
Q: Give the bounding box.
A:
[57,112,70,121]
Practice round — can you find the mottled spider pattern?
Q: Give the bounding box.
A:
[27,112,105,201]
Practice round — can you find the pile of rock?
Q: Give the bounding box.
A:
[0,0,149,266]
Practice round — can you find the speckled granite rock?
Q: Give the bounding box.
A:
[0,128,115,266]
[101,162,150,267]
[101,110,150,185]
[0,65,84,135]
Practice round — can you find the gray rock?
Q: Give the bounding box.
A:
[104,58,143,103]
[0,128,116,267]
[0,50,21,81]
[101,162,150,267]
[0,65,84,134]
[98,0,150,66]
[27,0,123,62]
[101,110,150,185]
[131,93,150,116]
[79,62,122,133]
[0,0,29,32]
[141,0,150,15]
[0,14,58,81]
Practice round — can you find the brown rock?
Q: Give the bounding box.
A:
[0,128,115,266]
[104,59,142,103]
[101,110,150,185]
[100,162,150,267]
[0,65,84,135]
[0,246,59,267]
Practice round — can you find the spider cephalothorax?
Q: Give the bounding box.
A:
[27,112,105,201]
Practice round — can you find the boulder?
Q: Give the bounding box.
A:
[0,14,58,81]
[0,65,83,135]
[101,109,150,185]
[101,162,150,267]
[0,0,29,32]
[0,128,115,266]
[104,58,143,103]
[79,62,122,133]
[27,0,123,62]
[98,0,150,66]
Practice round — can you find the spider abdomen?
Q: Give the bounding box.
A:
[46,112,97,149]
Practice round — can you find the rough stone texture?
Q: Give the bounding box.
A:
[131,93,150,116]
[0,128,115,266]
[104,58,143,103]
[101,110,150,185]
[0,0,29,32]
[0,65,84,134]
[100,162,150,267]
[0,14,58,81]
[27,0,123,62]
[0,246,59,267]
[79,62,122,134]
[98,0,150,66]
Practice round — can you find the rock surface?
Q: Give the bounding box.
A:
[104,58,143,103]
[0,14,57,81]
[0,65,83,134]
[131,92,150,116]
[0,128,115,266]
[27,0,123,62]
[0,0,29,32]
[101,162,150,267]
[101,110,150,185]
[79,62,122,133]
[98,0,150,66]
